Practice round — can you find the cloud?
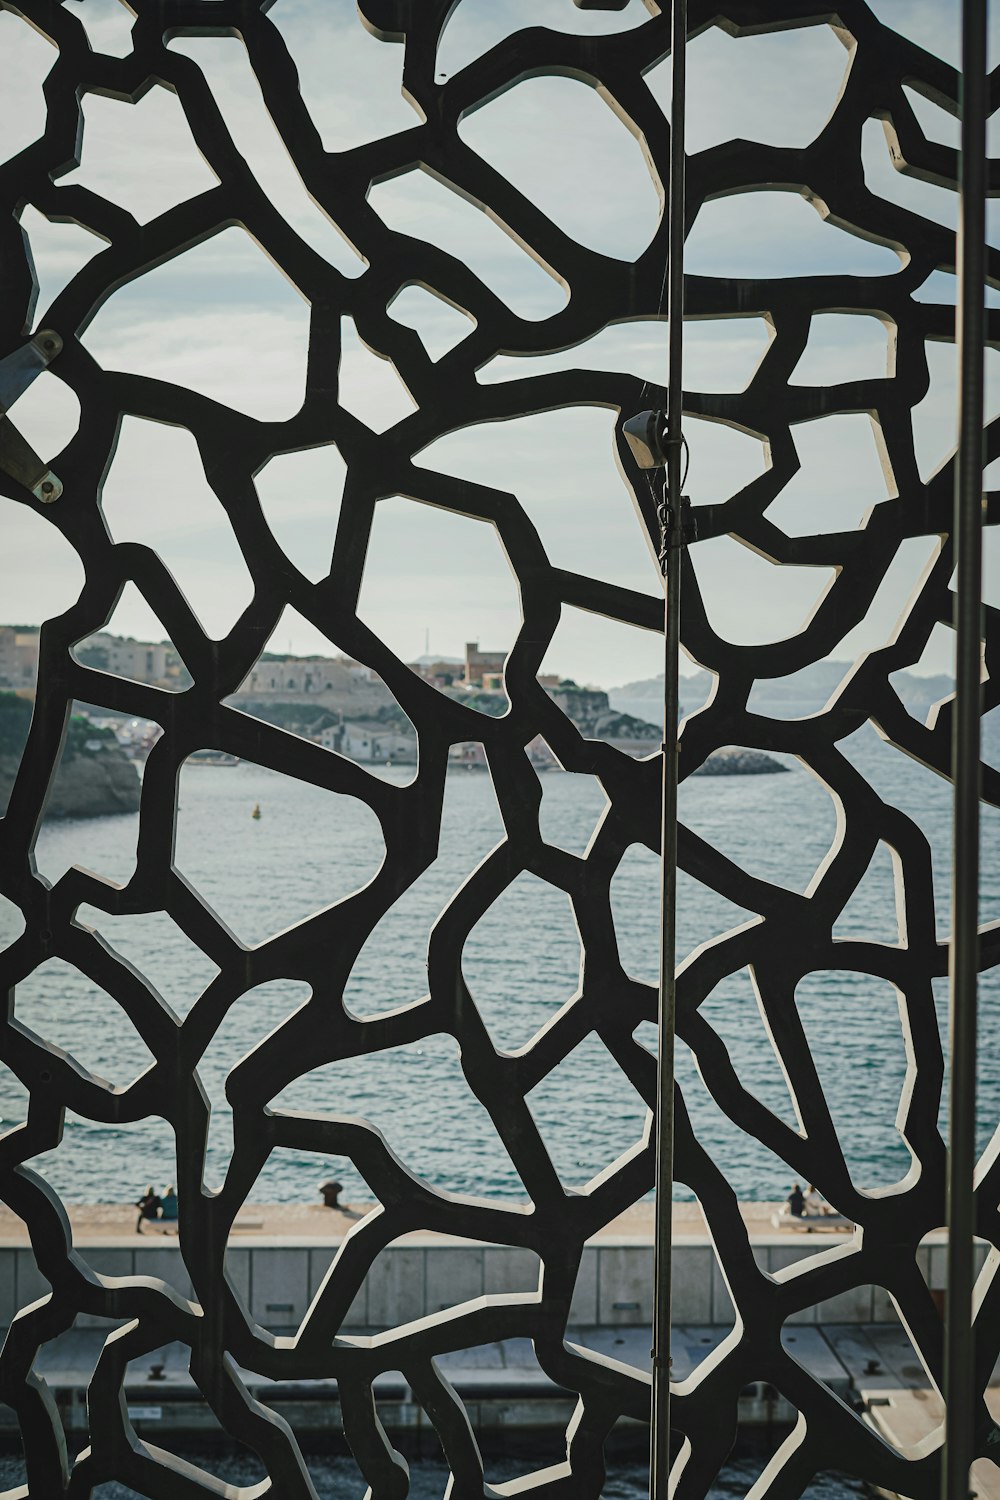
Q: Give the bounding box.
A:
[477,317,769,392]
[0,11,55,169]
[255,447,347,585]
[687,192,901,279]
[20,208,105,327]
[458,74,661,260]
[100,417,256,639]
[539,606,662,688]
[369,170,567,319]
[5,370,80,468]
[167,34,365,277]
[270,0,415,151]
[388,288,475,361]
[63,85,219,225]
[651,22,849,156]
[358,496,525,668]
[436,0,649,80]
[0,500,85,625]
[83,232,311,420]
[339,318,417,429]
[63,0,136,59]
[417,406,657,594]
[0,0,990,682]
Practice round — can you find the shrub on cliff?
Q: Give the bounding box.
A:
[62,715,116,761]
[0,695,120,762]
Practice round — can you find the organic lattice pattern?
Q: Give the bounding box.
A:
[0,1,998,1495]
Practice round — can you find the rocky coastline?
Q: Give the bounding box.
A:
[230,687,790,775]
[0,746,141,820]
[0,694,140,819]
[694,746,789,776]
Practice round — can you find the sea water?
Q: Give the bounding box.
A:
[1,720,997,1207]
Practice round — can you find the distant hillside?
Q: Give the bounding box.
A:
[609,663,957,722]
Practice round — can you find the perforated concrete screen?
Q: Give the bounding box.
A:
[0,1,997,1496]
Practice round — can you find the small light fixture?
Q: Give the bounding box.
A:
[622,409,668,470]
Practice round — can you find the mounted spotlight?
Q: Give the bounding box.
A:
[622,408,668,470]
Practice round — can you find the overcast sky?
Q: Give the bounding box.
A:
[1,0,998,686]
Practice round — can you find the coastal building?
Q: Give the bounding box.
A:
[343,659,377,683]
[374,729,416,763]
[234,654,393,719]
[339,720,416,764]
[78,633,174,686]
[239,655,358,697]
[0,626,39,691]
[411,658,462,687]
[449,741,488,769]
[1,627,389,701]
[343,721,377,759]
[1,628,185,693]
[464,641,506,688]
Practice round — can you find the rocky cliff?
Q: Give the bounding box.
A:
[548,686,787,772]
[691,746,788,776]
[231,682,789,776]
[0,695,140,819]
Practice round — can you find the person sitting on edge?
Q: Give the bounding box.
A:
[135,1185,161,1234]
[160,1185,178,1223]
[786,1182,805,1217]
[804,1183,827,1216]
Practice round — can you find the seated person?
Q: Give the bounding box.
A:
[160,1185,178,1222]
[786,1182,805,1217]
[804,1184,828,1216]
[135,1186,161,1234]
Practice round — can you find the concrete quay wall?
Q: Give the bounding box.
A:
[0,1232,978,1333]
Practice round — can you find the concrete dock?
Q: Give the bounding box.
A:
[3,1318,987,1453]
[0,1229,916,1334]
[0,1220,992,1457]
[11,1320,854,1441]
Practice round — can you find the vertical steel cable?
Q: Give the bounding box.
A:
[943,1,987,1496]
[650,1,686,1494]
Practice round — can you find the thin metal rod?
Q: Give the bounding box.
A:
[650,1,686,1494]
[943,1,987,1496]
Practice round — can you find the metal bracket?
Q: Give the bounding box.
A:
[0,329,62,413]
[626,407,696,570]
[657,493,694,573]
[0,329,64,503]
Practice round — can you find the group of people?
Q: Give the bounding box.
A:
[786,1182,833,1218]
[135,1184,178,1233]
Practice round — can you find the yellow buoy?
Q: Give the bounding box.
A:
[251,803,261,820]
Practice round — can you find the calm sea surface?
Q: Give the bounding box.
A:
[2,720,998,1206]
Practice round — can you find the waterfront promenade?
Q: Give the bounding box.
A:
[0,1198,810,1243]
[0,1203,989,1474]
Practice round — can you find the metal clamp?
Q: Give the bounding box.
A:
[657,493,694,573]
[0,329,64,503]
